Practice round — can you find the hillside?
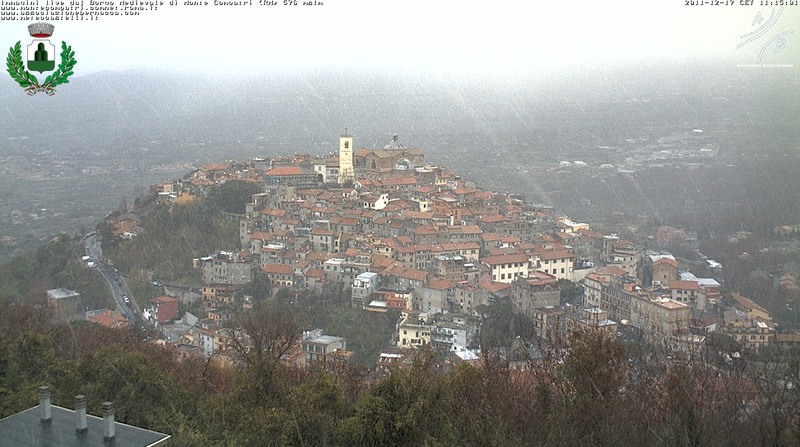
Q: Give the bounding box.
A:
[99,192,240,285]
[0,233,112,311]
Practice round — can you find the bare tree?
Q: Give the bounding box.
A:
[228,301,301,398]
[739,346,800,447]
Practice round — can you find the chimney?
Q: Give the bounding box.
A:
[38,386,51,423]
[74,395,87,433]
[102,401,115,440]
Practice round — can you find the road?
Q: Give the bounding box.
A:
[83,233,147,329]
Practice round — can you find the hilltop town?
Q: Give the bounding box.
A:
[0,130,794,445]
[89,132,800,369]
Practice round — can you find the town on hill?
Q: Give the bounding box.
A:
[90,131,799,368]
[1,131,799,445]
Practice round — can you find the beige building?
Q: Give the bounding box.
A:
[338,133,355,184]
[605,240,641,279]
[534,250,575,281]
[353,134,425,179]
[397,312,431,348]
[651,256,678,286]
[669,280,707,310]
[730,292,772,322]
[534,306,565,342]
[582,272,610,309]
[630,296,690,346]
[262,263,294,290]
[723,319,775,352]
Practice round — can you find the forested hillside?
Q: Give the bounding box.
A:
[99,193,240,284]
[0,233,111,311]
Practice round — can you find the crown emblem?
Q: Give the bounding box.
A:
[28,23,55,38]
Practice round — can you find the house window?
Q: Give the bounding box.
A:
[344,141,349,149]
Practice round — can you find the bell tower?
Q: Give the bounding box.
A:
[338,128,354,185]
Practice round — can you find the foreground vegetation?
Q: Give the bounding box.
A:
[1,299,799,446]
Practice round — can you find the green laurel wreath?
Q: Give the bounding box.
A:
[6,40,77,96]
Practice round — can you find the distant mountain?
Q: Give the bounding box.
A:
[3,63,794,158]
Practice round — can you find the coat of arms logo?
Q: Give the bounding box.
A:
[6,23,77,96]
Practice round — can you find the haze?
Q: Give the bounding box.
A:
[2,1,796,74]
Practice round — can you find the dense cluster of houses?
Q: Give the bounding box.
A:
[96,133,795,367]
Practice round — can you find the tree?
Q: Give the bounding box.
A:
[739,347,800,447]
[287,372,347,446]
[479,298,534,350]
[206,180,263,215]
[241,272,271,302]
[228,301,301,401]
[335,349,446,446]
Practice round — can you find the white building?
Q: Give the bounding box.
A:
[302,329,348,367]
[481,254,530,283]
[352,272,380,308]
[430,316,479,353]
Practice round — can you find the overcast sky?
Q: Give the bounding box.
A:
[1,0,798,76]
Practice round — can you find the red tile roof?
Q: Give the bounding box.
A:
[669,280,700,290]
[538,250,575,261]
[305,268,324,279]
[426,279,453,290]
[653,257,678,268]
[263,264,294,275]
[479,280,511,294]
[266,166,303,176]
[87,310,129,329]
